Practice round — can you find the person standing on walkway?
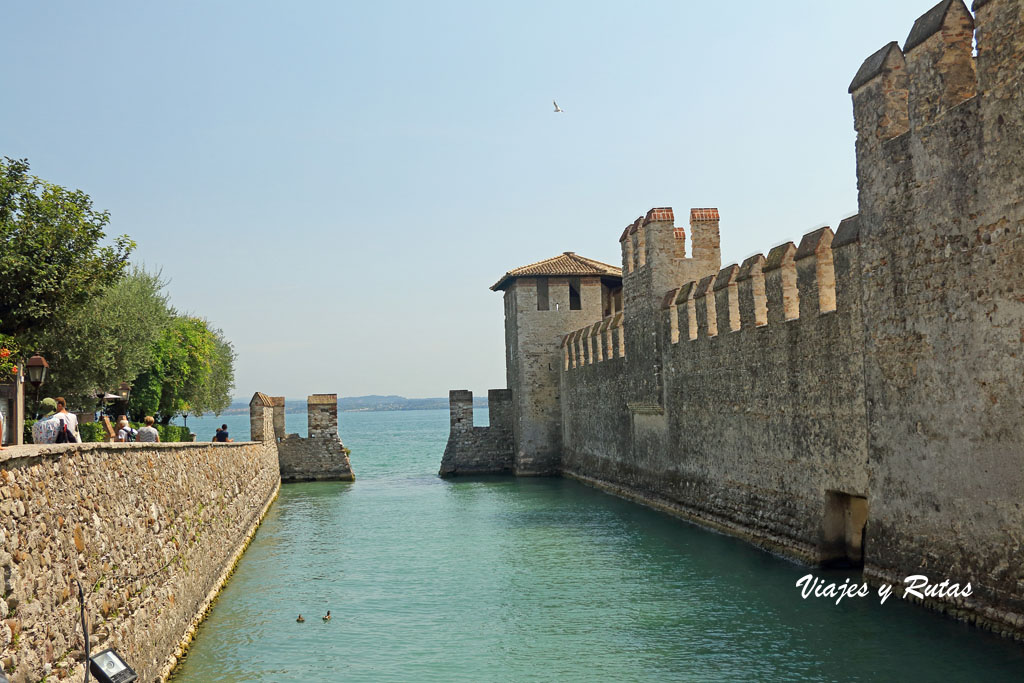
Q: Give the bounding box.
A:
[116,417,137,442]
[55,397,81,443]
[31,398,61,444]
[137,416,160,442]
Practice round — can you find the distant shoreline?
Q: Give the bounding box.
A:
[215,395,489,416]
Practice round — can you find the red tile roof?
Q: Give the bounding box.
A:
[491,252,622,291]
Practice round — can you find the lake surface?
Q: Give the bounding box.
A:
[170,409,1024,681]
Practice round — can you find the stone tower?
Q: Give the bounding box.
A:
[491,252,623,475]
[619,208,722,403]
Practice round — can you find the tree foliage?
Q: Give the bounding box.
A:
[131,317,236,423]
[0,157,134,342]
[32,267,173,407]
[0,158,237,419]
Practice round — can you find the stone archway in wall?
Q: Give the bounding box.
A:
[822,490,869,568]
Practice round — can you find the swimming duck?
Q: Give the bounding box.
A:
[296,614,305,623]
[322,611,331,622]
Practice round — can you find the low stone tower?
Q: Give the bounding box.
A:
[249,392,274,442]
[250,392,287,442]
[491,253,623,475]
[251,393,354,482]
[439,389,514,476]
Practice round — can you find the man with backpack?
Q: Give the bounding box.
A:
[116,417,137,443]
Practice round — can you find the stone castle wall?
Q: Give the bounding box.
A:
[558,0,1024,637]
[0,441,279,682]
[849,0,1024,631]
[274,394,354,482]
[562,219,869,565]
[439,390,514,476]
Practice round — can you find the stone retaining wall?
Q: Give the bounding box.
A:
[0,441,279,682]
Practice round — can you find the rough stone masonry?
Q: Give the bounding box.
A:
[442,0,1024,640]
[0,441,279,682]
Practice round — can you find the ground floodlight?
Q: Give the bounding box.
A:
[89,648,138,683]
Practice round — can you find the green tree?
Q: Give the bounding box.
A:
[188,328,236,417]
[32,267,173,408]
[131,317,236,423]
[0,157,134,344]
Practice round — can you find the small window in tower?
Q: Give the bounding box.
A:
[537,277,550,311]
[569,277,582,310]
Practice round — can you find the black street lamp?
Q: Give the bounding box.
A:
[25,353,48,407]
[26,354,48,388]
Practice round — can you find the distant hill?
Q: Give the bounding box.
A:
[219,394,488,415]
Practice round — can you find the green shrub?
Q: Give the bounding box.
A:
[155,424,192,442]
[79,422,107,443]
[23,419,35,444]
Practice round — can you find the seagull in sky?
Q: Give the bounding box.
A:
[553,100,564,113]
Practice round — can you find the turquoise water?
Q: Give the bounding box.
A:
[171,409,1024,681]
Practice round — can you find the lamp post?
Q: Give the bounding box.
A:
[118,382,131,418]
[25,354,48,413]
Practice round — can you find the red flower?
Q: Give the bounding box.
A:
[0,348,9,359]
[10,366,17,374]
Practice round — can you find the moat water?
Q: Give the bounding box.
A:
[171,410,1024,681]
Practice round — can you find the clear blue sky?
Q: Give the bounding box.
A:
[2,0,938,399]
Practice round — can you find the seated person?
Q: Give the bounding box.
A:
[213,424,233,442]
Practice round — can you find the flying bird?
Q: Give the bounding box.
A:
[553,100,564,113]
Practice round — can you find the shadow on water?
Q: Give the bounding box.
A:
[171,411,1024,682]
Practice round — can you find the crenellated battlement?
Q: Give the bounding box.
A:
[558,205,856,376]
[249,392,354,482]
[562,311,626,370]
[850,0,1023,203]
[654,224,859,346]
[561,214,858,369]
[619,207,719,283]
[850,0,979,129]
